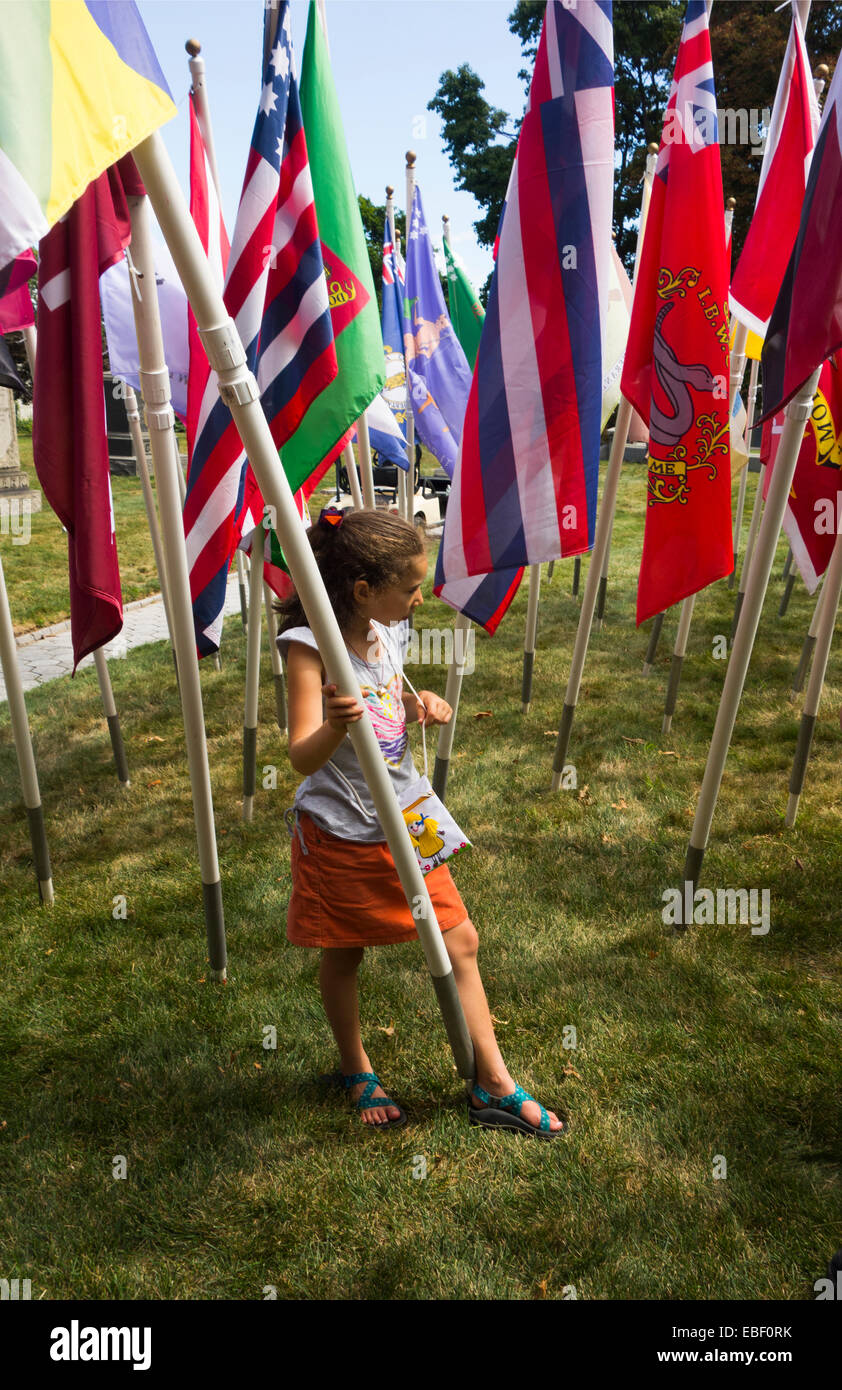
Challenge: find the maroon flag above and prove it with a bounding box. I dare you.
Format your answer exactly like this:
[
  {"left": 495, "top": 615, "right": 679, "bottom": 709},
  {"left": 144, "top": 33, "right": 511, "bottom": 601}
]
[
  {"left": 33, "top": 158, "right": 143, "bottom": 671},
  {"left": 761, "top": 50, "right": 842, "bottom": 421}
]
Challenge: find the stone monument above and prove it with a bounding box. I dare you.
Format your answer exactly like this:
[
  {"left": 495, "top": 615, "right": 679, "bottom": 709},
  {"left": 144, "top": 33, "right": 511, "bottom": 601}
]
[{"left": 0, "top": 385, "right": 41, "bottom": 518}]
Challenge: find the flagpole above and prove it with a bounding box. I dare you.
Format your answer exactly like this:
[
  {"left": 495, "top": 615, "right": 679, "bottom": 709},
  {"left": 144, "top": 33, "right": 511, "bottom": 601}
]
[
  {"left": 263, "top": 577, "right": 287, "bottom": 732},
  {"left": 595, "top": 143, "right": 657, "bottom": 633},
  {"left": 662, "top": 592, "right": 695, "bottom": 735},
  {"left": 791, "top": 571, "right": 826, "bottom": 697},
  {"left": 29, "top": 322, "right": 131, "bottom": 786},
  {"left": 356, "top": 410, "right": 376, "bottom": 511},
  {"left": 521, "top": 565, "right": 541, "bottom": 714},
  {"left": 550, "top": 397, "right": 632, "bottom": 790},
  {"left": 242, "top": 516, "right": 264, "bottom": 821},
  {"left": 0, "top": 550, "right": 54, "bottom": 903},
  {"left": 778, "top": 555, "right": 797, "bottom": 616},
  {"left": 785, "top": 526, "right": 842, "bottom": 826},
  {"left": 729, "top": 357, "right": 758, "bottom": 588},
  {"left": 386, "top": 183, "right": 408, "bottom": 522},
  {"left": 343, "top": 441, "right": 364, "bottom": 509},
  {"left": 683, "top": 367, "right": 821, "bottom": 889},
  {"left": 549, "top": 141, "right": 656, "bottom": 784},
  {"left": 403, "top": 152, "right": 418, "bottom": 526},
  {"left": 730, "top": 452, "right": 766, "bottom": 640},
  {"left": 185, "top": 38, "right": 246, "bottom": 642},
  {"left": 124, "top": 384, "right": 179, "bottom": 681},
  {"left": 642, "top": 612, "right": 665, "bottom": 675},
  {"left": 126, "top": 189, "right": 228, "bottom": 981},
  {"left": 132, "top": 130, "right": 476, "bottom": 1085}
]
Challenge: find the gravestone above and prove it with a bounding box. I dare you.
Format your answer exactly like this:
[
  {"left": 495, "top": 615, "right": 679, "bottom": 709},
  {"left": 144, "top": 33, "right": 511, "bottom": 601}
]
[{"left": 0, "top": 386, "right": 41, "bottom": 514}]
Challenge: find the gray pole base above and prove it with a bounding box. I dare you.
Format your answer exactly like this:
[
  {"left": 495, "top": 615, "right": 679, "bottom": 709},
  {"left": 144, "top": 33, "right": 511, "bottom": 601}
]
[
  {"left": 25, "top": 803, "right": 54, "bottom": 904},
  {"left": 595, "top": 575, "right": 607, "bottom": 627},
  {"left": 782, "top": 548, "right": 793, "bottom": 581},
  {"left": 572, "top": 556, "right": 581, "bottom": 597},
  {"left": 643, "top": 612, "right": 665, "bottom": 673},
  {"left": 430, "top": 969, "right": 476, "bottom": 1086},
  {"left": 239, "top": 581, "right": 248, "bottom": 631},
  {"left": 551, "top": 701, "right": 576, "bottom": 788},
  {"left": 106, "top": 713, "right": 130, "bottom": 785},
  {"left": 727, "top": 564, "right": 737, "bottom": 590},
  {"left": 730, "top": 590, "right": 745, "bottom": 644},
  {"left": 662, "top": 713, "right": 672, "bottom": 735},
  {"left": 547, "top": 560, "right": 555, "bottom": 582},
  {"left": 784, "top": 791, "right": 800, "bottom": 828},
  {"left": 202, "top": 878, "right": 227, "bottom": 977},
  {"left": 521, "top": 649, "right": 535, "bottom": 712},
  {"left": 243, "top": 724, "right": 257, "bottom": 822},
  {"left": 274, "top": 673, "right": 287, "bottom": 733},
  {"left": 778, "top": 573, "right": 796, "bottom": 618},
  {"left": 792, "top": 633, "right": 816, "bottom": 697},
  {"left": 432, "top": 754, "right": 450, "bottom": 802},
  {"left": 682, "top": 843, "right": 705, "bottom": 895},
  {"left": 664, "top": 652, "right": 684, "bottom": 722},
  {"left": 789, "top": 711, "right": 816, "bottom": 799}
]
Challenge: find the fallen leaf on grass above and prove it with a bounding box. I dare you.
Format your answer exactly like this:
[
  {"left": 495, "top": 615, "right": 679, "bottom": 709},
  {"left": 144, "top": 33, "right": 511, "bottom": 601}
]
[
  {"left": 536, "top": 1278, "right": 548, "bottom": 1298},
  {"left": 611, "top": 800, "right": 628, "bottom": 810},
  {"left": 474, "top": 711, "right": 493, "bottom": 719},
  {"left": 658, "top": 750, "right": 679, "bottom": 758},
  {"left": 145, "top": 735, "right": 164, "bottom": 744},
  {"left": 254, "top": 1062, "right": 262, "bottom": 1070},
  {"left": 377, "top": 1021, "right": 396, "bottom": 1037},
  {"left": 562, "top": 1063, "right": 582, "bottom": 1079},
  {"left": 621, "top": 736, "right": 644, "bottom": 745},
  {"left": 578, "top": 785, "right": 590, "bottom": 802},
  {"left": 489, "top": 1014, "right": 509, "bottom": 1027},
  {"left": 795, "top": 857, "right": 805, "bottom": 871},
  {"left": 146, "top": 780, "right": 162, "bottom": 788}
]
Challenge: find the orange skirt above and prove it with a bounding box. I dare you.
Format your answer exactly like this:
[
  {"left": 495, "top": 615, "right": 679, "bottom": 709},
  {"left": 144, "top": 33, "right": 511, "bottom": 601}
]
[{"left": 286, "top": 810, "right": 469, "bottom": 948}]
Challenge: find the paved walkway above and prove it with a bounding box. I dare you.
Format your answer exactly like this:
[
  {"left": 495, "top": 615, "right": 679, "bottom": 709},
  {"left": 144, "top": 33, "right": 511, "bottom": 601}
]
[{"left": 1, "top": 575, "right": 243, "bottom": 703}]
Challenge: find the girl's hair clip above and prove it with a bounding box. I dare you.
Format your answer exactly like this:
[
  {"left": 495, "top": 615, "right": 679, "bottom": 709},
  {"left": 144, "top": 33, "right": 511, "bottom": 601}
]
[{"left": 318, "top": 505, "right": 344, "bottom": 529}]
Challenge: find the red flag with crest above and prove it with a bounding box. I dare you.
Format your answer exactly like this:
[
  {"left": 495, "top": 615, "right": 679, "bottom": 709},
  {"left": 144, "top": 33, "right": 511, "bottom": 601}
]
[{"left": 621, "top": 0, "right": 732, "bottom": 625}]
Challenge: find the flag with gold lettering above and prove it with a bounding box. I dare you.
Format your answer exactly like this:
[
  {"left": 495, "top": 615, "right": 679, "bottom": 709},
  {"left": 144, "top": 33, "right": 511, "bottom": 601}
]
[{"left": 621, "top": 0, "right": 732, "bottom": 625}]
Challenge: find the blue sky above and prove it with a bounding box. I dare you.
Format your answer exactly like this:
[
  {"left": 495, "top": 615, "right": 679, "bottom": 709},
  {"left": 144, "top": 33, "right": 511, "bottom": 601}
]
[{"left": 140, "top": 0, "right": 529, "bottom": 289}]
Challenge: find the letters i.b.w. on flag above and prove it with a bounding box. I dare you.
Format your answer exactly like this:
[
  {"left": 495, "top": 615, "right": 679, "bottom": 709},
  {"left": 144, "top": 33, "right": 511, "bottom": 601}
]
[
  {"left": 436, "top": 0, "right": 615, "bottom": 596},
  {"left": 621, "top": 0, "right": 732, "bottom": 626},
  {"left": 182, "top": 1, "right": 337, "bottom": 657}
]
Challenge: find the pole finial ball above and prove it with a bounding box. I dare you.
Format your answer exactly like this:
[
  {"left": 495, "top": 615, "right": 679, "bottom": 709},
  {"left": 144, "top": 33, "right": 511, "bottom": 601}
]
[
  {"left": 185, "top": 39, "right": 202, "bottom": 56},
  {"left": 726, "top": 197, "right": 736, "bottom": 210},
  {"left": 816, "top": 64, "right": 829, "bottom": 78},
  {"left": 406, "top": 151, "right": 417, "bottom": 168},
  {"left": 386, "top": 185, "right": 394, "bottom": 198},
  {"left": 647, "top": 142, "right": 659, "bottom": 154}
]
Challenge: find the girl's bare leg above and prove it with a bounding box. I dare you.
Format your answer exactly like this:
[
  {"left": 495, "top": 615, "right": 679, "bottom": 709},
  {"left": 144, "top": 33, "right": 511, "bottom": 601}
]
[
  {"left": 444, "top": 919, "right": 564, "bottom": 1131},
  {"left": 318, "top": 947, "right": 401, "bottom": 1125}
]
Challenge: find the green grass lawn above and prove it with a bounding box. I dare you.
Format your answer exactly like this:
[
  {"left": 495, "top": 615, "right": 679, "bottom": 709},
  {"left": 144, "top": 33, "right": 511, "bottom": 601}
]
[{"left": 1, "top": 460, "right": 840, "bottom": 1300}]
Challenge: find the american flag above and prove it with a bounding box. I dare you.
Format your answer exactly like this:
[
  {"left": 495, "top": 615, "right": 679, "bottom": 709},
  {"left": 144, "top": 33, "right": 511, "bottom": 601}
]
[
  {"left": 436, "top": 0, "right": 614, "bottom": 593},
  {"left": 185, "top": 90, "right": 230, "bottom": 469},
  {"left": 183, "top": 1, "right": 337, "bottom": 656}
]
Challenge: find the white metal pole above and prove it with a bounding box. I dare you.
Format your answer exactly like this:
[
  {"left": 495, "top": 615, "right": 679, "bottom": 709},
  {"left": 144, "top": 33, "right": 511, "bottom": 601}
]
[
  {"left": 132, "top": 130, "right": 475, "bottom": 1083},
  {"left": 791, "top": 571, "right": 826, "bottom": 698},
  {"left": 785, "top": 526, "right": 842, "bottom": 825},
  {"left": 432, "top": 611, "right": 472, "bottom": 801},
  {"left": 521, "top": 565, "right": 541, "bottom": 715},
  {"left": 124, "top": 384, "right": 178, "bottom": 667},
  {"left": 684, "top": 367, "right": 821, "bottom": 888},
  {"left": 343, "top": 441, "right": 364, "bottom": 509},
  {"left": 242, "top": 519, "right": 264, "bottom": 822},
  {"left": 0, "top": 550, "right": 54, "bottom": 903},
  {"left": 126, "top": 189, "right": 227, "bottom": 980},
  {"left": 662, "top": 592, "right": 696, "bottom": 735},
  {"left": 357, "top": 410, "right": 376, "bottom": 511},
  {"left": 387, "top": 183, "right": 409, "bottom": 522},
  {"left": 729, "top": 357, "right": 758, "bottom": 588},
  {"left": 263, "top": 577, "right": 287, "bottom": 732}
]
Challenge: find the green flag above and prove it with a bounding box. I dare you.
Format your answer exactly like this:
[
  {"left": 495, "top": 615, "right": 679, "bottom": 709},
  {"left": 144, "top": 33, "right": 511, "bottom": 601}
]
[
  {"left": 280, "top": 1, "right": 385, "bottom": 492},
  {"left": 443, "top": 238, "right": 485, "bottom": 369}
]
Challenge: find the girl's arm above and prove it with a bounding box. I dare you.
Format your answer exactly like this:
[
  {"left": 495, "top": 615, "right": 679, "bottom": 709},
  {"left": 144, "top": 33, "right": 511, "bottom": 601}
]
[{"left": 286, "top": 641, "right": 364, "bottom": 776}]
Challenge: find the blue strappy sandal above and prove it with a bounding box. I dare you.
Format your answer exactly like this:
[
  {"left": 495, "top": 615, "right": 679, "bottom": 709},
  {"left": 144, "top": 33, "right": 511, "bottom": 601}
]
[
  {"left": 342, "top": 1071, "right": 407, "bottom": 1129},
  {"left": 468, "top": 1082, "right": 565, "bottom": 1139}
]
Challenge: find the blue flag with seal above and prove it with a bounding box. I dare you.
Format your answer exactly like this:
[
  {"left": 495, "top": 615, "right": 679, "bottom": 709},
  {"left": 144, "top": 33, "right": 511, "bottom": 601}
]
[
  {"left": 376, "top": 219, "right": 409, "bottom": 469},
  {"left": 403, "top": 185, "right": 473, "bottom": 477}
]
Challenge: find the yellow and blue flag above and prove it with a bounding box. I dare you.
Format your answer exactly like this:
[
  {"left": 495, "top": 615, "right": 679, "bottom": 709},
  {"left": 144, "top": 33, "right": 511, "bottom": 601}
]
[{"left": 0, "top": 0, "right": 175, "bottom": 269}]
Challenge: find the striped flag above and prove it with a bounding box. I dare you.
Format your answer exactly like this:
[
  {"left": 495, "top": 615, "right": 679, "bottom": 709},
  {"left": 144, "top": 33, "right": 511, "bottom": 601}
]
[
  {"left": 186, "top": 89, "right": 230, "bottom": 465},
  {"left": 730, "top": 7, "right": 819, "bottom": 338},
  {"left": 436, "top": 0, "right": 615, "bottom": 594},
  {"left": 183, "top": 1, "right": 337, "bottom": 656}
]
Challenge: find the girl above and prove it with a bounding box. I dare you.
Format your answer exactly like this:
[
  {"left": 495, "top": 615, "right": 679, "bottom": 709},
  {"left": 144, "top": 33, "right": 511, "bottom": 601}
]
[{"left": 277, "top": 507, "right": 565, "bottom": 1139}]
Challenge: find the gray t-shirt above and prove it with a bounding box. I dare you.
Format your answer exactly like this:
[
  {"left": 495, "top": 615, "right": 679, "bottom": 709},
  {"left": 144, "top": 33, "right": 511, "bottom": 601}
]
[{"left": 277, "top": 620, "right": 420, "bottom": 843}]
